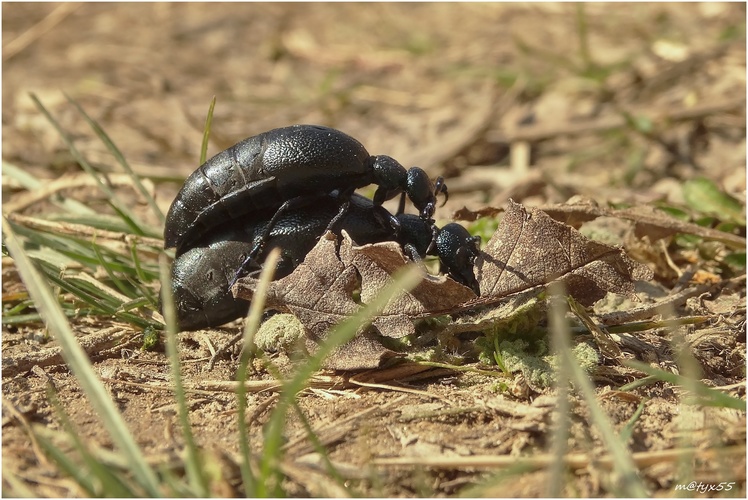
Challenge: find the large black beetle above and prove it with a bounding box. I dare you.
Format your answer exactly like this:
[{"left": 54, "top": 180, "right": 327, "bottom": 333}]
[
  {"left": 164, "top": 124, "right": 447, "bottom": 252},
  {"left": 170, "top": 194, "right": 479, "bottom": 331}
]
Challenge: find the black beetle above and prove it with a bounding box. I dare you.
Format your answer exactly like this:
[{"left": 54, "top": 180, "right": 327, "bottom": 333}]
[
  {"left": 170, "top": 194, "right": 479, "bottom": 331},
  {"left": 164, "top": 124, "right": 447, "bottom": 252},
  {"left": 432, "top": 222, "right": 482, "bottom": 293}
]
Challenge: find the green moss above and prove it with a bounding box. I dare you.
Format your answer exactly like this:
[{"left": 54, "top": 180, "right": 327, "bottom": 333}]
[
  {"left": 486, "top": 337, "right": 600, "bottom": 389},
  {"left": 254, "top": 313, "right": 306, "bottom": 354}
]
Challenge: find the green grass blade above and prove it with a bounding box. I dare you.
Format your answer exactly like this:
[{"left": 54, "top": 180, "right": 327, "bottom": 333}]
[
  {"left": 236, "top": 248, "right": 281, "bottom": 494},
  {"left": 623, "top": 360, "right": 746, "bottom": 410},
  {"left": 46, "top": 387, "right": 138, "bottom": 497},
  {"left": 3, "top": 161, "right": 95, "bottom": 215},
  {"left": 290, "top": 400, "right": 353, "bottom": 495},
  {"left": 258, "top": 265, "right": 423, "bottom": 495},
  {"left": 200, "top": 96, "right": 217, "bottom": 165},
  {"left": 566, "top": 357, "right": 649, "bottom": 496},
  {"left": 619, "top": 399, "right": 647, "bottom": 445},
  {"left": 1, "top": 468, "right": 40, "bottom": 498},
  {"left": 3, "top": 218, "right": 162, "bottom": 496},
  {"left": 91, "top": 238, "right": 131, "bottom": 297},
  {"left": 546, "top": 284, "right": 572, "bottom": 497},
  {"left": 33, "top": 431, "right": 99, "bottom": 496},
  {"left": 683, "top": 177, "right": 746, "bottom": 225},
  {"left": 65, "top": 93, "right": 165, "bottom": 223},
  {"left": 28, "top": 93, "right": 148, "bottom": 236},
  {"left": 158, "top": 254, "right": 210, "bottom": 496},
  {"left": 555, "top": 295, "right": 649, "bottom": 497}
]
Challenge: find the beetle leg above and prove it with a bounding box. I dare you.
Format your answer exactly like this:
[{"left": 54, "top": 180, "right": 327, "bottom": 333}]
[
  {"left": 397, "top": 192, "right": 407, "bottom": 215},
  {"left": 325, "top": 187, "right": 356, "bottom": 234},
  {"left": 403, "top": 243, "right": 423, "bottom": 263},
  {"left": 425, "top": 221, "right": 439, "bottom": 255},
  {"left": 434, "top": 176, "right": 448, "bottom": 207},
  {"left": 229, "top": 193, "right": 325, "bottom": 287}
]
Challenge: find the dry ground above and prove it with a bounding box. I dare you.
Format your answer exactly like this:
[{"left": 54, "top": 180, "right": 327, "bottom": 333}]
[{"left": 2, "top": 3, "right": 746, "bottom": 497}]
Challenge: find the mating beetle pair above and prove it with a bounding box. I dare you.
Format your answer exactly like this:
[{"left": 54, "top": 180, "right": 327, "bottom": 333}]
[
  {"left": 171, "top": 194, "right": 480, "bottom": 330},
  {"left": 165, "top": 125, "right": 480, "bottom": 330},
  {"left": 165, "top": 124, "right": 447, "bottom": 253}
]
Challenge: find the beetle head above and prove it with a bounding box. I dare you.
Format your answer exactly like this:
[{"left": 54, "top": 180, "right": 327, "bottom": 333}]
[
  {"left": 405, "top": 168, "right": 449, "bottom": 219},
  {"left": 436, "top": 222, "right": 481, "bottom": 294},
  {"left": 170, "top": 246, "right": 250, "bottom": 331}
]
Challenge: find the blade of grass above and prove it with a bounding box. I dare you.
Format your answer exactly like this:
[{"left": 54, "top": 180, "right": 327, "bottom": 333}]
[
  {"left": 623, "top": 360, "right": 746, "bottom": 410},
  {"left": 547, "top": 283, "right": 572, "bottom": 497},
  {"left": 64, "top": 94, "right": 165, "bottom": 224},
  {"left": 619, "top": 399, "right": 647, "bottom": 445},
  {"left": 32, "top": 431, "right": 99, "bottom": 496},
  {"left": 10, "top": 218, "right": 160, "bottom": 297},
  {"left": 618, "top": 374, "right": 660, "bottom": 392},
  {"left": 290, "top": 400, "right": 353, "bottom": 495},
  {"left": 1, "top": 468, "right": 41, "bottom": 498},
  {"left": 558, "top": 295, "right": 648, "bottom": 497},
  {"left": 2, "top": 161, "right": 95, "bottom": 215},
  {"left": 91, "top": 237, "right": 131, "bottom": 298},
  {"left": 3, "top": 218, "right": 162, "bottom": 496},
  {"left": 258, "top": 265, "right": 424, "bottom": 495},
  {"left": 234, "top": 248, "right": 281, "bottom": 495},
  {"left": 200, "top": 96, "right": 217, "bottom": 165},
  {"left": 45, "top": 386, "right": 138, "bottom": 497},
  {"left": 129, "top": 239, "right": 159, "bottom": 289},
  {"left": 28, "top": 93, "right": 148, "bottom": 236},
  {"left": 575, "top": 3, "right": 592, "bottom": 69},
  {"left": 42, "top": 273, "right": 119, "bottom": 314},
  {"left": 48, "top": 212, "right": 162, "bottom": 239},
  {"left": 158, "top": 254, "right": 209, "bottom": 496}
]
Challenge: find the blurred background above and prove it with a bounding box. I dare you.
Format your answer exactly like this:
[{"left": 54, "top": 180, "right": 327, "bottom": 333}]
[
  {"left": 2, "top": 5, "right": 746, "bottom": 497},
  {"left": 3, "top": 2, "right": 745, "bottom": 223}
]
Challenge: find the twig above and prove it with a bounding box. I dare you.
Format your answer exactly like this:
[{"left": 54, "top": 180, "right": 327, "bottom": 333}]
[
  {"left": 489, "top": 97, "right": 745, "bottom": 143},
  {"left": 2, "top": 327, "right": 136, "bottom": 378},
  {"left": 4, "top": 212, "right": 163, "bottom": 251},
  {"left": 3, "top": 173, "right": 155, "bottom": 214},
  {"left": 371, "top": 445, "right": 746, "bottom": 470},
  {"left": 3, "top": 3, "right": 81, "bottom": 62}
]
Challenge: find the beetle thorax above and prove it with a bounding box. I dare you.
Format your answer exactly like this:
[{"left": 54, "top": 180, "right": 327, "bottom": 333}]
[{"left": 370, "top": 155, "right": 407, "bottom": 191}]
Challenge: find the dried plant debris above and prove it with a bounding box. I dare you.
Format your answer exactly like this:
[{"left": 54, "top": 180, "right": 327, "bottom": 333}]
[
  {"left": 473, "top": 200, "right": 652, "bottom": 305},
  {"left": 456, "top": 198, "right": 746, "bottom": 249},
  {"left": 235, "top": 201, "right": 653, "bottom": 369}
]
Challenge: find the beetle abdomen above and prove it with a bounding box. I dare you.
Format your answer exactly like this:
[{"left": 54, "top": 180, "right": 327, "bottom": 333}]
[{"left": 164, "top": 125, "right": 374, "bottom": 250}]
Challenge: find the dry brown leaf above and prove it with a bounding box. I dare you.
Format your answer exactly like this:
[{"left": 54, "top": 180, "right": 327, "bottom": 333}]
[
  {"left": 473, "top": 200, "right": 653, "bottom": 306},
  {"left": 234, "top": 232, "right": 475, "bottom": 369},
  {"left": 339, "top": 234, "right": 476, "bottom": 338},
  {"left": 235, "top": 200, "right": 654, "bottom": 369},
  {"left": 235, "top": 232, "right": 360, "bottom": 342},
  {"left": 456, "top": 199, "right": 746, "bottom": 249}
]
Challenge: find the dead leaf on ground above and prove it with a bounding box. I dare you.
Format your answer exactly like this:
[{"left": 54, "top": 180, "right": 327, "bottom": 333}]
[
  {"left": 235, "top": 200, "right": 654, "bottom": 369},
  {"left": 234, "top": 232, "right": 475, "bottom": 369},
  {"left": 456, "top": 198, "right": 746, "bottom": 249},
  {"left": 473, "top": 200, "right": 653, "bottom": 306}
]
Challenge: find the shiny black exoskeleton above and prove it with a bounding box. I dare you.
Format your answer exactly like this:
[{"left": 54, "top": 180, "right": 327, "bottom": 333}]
[
  {"left": 432, "top": 222, "right": 481, "bottom": 293},
  {"left": 171, "top": 195, "right": 479, "bottom": 331},
  {"left": 164, "top": 124, "right": 447, "bottom": 252}
]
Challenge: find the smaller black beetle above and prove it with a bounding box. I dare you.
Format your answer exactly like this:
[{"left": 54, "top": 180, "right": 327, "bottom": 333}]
[
  {"left": 169, "top": 195, "right": 479, "bottom": 331},
  {"left": 164, "top": 125, "right": 448, "bottom": 252}
]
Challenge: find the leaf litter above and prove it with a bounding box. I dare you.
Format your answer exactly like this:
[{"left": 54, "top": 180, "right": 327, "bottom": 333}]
[{"left": 235, "top": 200, "right": 653, "bottom": 369}]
